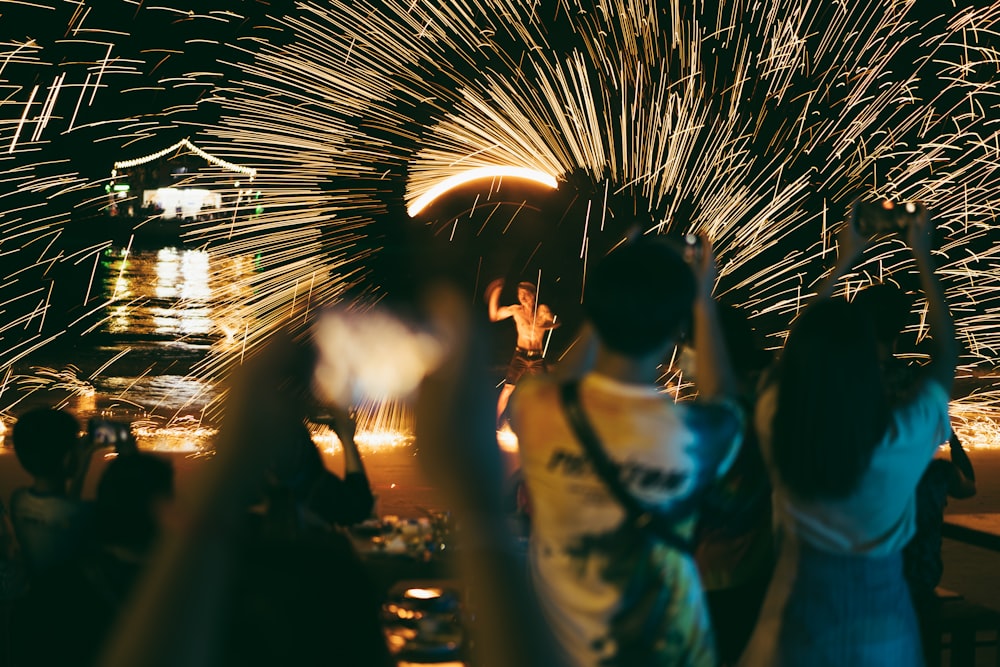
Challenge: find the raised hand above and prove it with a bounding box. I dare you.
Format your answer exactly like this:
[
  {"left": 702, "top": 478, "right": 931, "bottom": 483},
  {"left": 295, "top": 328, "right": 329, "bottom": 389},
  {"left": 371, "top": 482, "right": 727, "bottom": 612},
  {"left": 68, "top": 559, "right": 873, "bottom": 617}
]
[
  {"left": 841, "top": 202, "right": 869, "bottom": 258},
  {"left": 906, "top": 203, "right": 933, "bottom": 259},
  {"left": 484, "top": 277, "right": 505, "bottom": 302},
  {"left": 693, "top": 233, "right": 718, "bottom": 299}
]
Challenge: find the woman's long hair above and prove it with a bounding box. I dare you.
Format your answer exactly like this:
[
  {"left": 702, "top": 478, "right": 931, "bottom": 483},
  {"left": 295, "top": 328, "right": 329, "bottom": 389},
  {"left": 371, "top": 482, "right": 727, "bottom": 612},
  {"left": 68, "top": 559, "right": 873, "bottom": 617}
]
[{"left": 771, "top": 298, "right": 890, "bottom": 500}]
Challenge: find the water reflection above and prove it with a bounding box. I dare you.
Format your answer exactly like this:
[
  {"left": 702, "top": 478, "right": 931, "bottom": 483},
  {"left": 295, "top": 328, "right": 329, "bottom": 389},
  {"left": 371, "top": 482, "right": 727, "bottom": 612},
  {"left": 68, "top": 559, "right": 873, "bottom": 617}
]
[
  {"left": 4, "top": 245, "right": 424, "bottom": 453},
  {"left": 102, "top": 247, "right": 252, "bottom": 340},
  {"left": 0, "top": 246, "right": 251, "bottom": 451}
]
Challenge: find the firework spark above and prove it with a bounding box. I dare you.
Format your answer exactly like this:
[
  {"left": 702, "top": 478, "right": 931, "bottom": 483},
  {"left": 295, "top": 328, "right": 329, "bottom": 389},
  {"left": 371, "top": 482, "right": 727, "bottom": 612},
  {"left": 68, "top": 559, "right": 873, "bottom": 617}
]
[{"left": 2, "top": 2, "right": 1000, "bottom": 448}]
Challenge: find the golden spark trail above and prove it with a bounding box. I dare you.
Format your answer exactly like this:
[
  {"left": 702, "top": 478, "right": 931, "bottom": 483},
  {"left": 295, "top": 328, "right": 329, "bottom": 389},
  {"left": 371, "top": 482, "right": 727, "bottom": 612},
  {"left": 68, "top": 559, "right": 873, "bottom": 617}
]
[{"left": 2, "top": 1, "right": 1000, "bottom": 449}]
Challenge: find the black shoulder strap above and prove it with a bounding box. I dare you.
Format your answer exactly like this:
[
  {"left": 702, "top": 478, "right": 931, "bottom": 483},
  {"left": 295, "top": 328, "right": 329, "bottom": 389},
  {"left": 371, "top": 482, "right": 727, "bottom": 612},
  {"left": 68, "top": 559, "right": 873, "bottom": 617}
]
[{"left": 559, "top": 381, "right": 693, "bottom": 553}]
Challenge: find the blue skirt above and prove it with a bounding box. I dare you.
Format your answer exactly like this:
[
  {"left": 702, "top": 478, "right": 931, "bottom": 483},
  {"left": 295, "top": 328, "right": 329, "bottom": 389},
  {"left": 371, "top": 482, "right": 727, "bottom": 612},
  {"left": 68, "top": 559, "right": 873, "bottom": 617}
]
[{"left": 778, "top": 545, "right": 923, "bottom": 666}]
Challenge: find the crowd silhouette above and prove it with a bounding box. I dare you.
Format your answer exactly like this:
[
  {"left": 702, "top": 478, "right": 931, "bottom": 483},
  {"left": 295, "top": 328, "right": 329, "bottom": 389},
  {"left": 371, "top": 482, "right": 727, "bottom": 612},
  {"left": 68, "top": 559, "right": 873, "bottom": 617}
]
[{"left": 0, "top": 202, "right": 975, "bottom": 666}]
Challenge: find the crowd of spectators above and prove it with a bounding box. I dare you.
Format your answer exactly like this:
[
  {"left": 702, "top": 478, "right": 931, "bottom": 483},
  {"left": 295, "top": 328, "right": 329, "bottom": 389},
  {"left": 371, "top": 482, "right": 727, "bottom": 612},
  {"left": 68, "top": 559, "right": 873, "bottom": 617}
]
[{"left": 0, "top": 201, "right": 969, "bottom": 666}]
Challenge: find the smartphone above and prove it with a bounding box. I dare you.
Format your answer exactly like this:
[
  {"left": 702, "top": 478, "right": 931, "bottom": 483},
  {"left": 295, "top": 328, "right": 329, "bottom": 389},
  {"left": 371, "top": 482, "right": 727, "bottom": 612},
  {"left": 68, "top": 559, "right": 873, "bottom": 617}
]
[
  {"left": 855, "top": 200, "right": 922, "bottom": 235},
  {"left": 683, "top": 233, "right": 703, "bottom": 265},
  {"left": 88, "top": 418, "right": 137, "bottom": 455},
  {"left": 312, "top": 307, "right": 446, "bottom": 406}
]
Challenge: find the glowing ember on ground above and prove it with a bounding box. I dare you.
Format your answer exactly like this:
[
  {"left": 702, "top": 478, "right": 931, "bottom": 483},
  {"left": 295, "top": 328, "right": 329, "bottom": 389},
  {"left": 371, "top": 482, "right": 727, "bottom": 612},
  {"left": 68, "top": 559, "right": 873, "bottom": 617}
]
[
  {"left": 311, "top": 428, "right": 413, "bottom": 453},
  {"left": 951, "top": 397, "right": 1000, "bottom": 450},
  {"left": 952, "top": 419, "right": 1000, "bottom": 451},
  {"left": 132, "top": 420, "right": 217, "bottom": 454}
]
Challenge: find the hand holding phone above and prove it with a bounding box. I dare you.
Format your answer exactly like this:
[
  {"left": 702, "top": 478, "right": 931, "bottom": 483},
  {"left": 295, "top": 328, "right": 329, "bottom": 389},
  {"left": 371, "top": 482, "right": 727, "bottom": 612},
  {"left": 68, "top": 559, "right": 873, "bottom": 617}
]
[
  {"left": 307, "top": 405, "right": 357, "bottom": 441},
  {"left": 88, "top": 418, "right": 137, "bottom": 455},
  {"left": 854, "top": 200, "right": 924, "bottom": 236},
  {"left": 683, "top": 233, "right": 703, "bottom": 266}
]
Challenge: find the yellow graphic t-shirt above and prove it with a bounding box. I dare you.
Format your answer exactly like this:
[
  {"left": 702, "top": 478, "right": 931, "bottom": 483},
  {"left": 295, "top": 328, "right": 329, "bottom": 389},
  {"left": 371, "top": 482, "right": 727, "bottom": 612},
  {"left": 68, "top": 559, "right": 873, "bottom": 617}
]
[{"left": 512, "top": 373, "right": 743, "bottom": 666}]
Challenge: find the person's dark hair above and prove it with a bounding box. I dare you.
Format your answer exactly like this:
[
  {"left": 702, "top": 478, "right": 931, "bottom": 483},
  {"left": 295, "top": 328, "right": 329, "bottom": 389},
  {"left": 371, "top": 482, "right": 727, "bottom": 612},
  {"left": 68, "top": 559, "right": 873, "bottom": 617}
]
[
  {"left": 95, "top": 453, "right": 174, "bottom": 551},
  {"left": 718, "top": 304, "right": 772, "bottom": 383},
  {"left": 11, "top": 408, "right": 80, "bottom": 478},
  {"left": 852, "top": 283, "right": 913, "bottom": 346},
  {"left": 771, "top": 298, "right": 889, "bottom": 500},
  {"left": 584, "top": 237, "right": 696, "bottom": 357}
]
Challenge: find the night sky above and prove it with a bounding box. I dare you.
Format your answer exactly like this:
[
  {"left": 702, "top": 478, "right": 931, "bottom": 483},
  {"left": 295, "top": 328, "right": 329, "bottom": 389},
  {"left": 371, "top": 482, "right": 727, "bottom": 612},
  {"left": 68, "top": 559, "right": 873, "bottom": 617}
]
[{"left": 2, "top": 1, "right": 1000, "bottom": 384}]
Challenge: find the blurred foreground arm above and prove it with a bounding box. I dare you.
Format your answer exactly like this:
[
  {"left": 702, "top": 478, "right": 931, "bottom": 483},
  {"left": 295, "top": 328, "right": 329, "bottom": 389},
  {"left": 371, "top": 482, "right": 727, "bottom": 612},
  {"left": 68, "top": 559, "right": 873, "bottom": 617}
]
[
  {"left": 692, "top": 236, "right": 737, "bottom": 400},
  {"left": 813, "top": 205, "right": 868, "bottom": 303},
  {"left": 947, "top": 433, "right": 976, "bottom": 499},
  {"left": 486, "top": 278, "right": 512, "bottom": 322},
  {"left": 304, "top": 407, "right": 374, "bottom": 525},
  {"left": 417, "top": 282, "right": 562, "bottom": 667},
  {"left": 908, "top": 207, "right": 957, "bottom": 394},
  {"left": 100, "top": 334, "right": 311, "bottom": 667}
]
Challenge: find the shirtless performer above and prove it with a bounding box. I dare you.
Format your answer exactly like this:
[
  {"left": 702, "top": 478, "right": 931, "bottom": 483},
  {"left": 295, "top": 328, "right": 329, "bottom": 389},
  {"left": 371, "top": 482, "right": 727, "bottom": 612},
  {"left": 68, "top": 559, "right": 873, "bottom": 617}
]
[{"left": 486, "top": 279, "right": 559, "bottom": 426}]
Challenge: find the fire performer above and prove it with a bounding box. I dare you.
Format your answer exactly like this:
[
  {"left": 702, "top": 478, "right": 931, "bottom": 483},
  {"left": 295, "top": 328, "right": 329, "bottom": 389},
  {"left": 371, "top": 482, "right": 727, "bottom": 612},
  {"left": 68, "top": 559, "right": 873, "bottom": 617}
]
[{"left": 486, "top": 279, "right": 559, "bottom": 427}]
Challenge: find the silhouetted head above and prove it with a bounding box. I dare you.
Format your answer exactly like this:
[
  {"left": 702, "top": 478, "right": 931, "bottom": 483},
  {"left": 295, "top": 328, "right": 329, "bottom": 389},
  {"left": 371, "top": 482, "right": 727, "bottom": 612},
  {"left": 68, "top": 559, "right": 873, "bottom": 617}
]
[
  {"left": 12, "top": 408, "right": 80, "bottom": 480},
  {"left": 95, "top": 452, "right": 174, "bottom": 552},
  {"left": 771, "top": 298, "right": 889, "bottom": 500},
  {"left": 853, "top": 283, "right": 913, "bottom": 356},
  {"left": 717, "top": 303, "right": 772, "bottom": 390},
  {"left": 584, "top": 237, "right": 695, "bottom": 358}
]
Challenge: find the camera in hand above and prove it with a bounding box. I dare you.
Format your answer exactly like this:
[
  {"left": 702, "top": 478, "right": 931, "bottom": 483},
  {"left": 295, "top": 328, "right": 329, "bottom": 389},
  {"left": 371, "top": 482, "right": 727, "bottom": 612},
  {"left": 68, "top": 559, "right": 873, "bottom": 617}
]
[
  {"left": 682, "top": 232, "right": 703, "bottom": 265},
  {"left": 855, "top": 200, "right": 922, "bottom": 236},
  {"left": 659, "top": 229, "right": 702, "bottom": 265},
  {"left": 88, "top": 418, "right": 137, "bottom": 455}
]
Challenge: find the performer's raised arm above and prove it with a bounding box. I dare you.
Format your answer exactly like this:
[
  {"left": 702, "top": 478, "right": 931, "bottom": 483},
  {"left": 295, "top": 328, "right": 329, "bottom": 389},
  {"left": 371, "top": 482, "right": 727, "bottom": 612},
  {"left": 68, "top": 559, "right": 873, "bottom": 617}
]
[{"left": 486, "top": 278, "right": 514, "bottom": 322}]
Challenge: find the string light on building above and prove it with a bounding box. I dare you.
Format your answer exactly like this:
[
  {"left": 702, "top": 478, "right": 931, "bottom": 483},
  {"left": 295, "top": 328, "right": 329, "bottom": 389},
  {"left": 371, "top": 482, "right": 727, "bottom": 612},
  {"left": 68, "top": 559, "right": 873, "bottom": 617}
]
[{"left": 112, "top": 138, "right": 256, "bottom": 179}]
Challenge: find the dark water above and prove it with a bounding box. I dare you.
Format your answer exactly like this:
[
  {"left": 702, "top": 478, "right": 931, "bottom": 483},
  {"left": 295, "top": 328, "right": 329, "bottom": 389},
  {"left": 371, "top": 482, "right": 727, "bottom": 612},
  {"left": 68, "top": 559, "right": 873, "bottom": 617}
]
[
  {"left": 0, "top": 245, "right": 254, "bottom": 450},
  {"left": 0, "top": 244, "right": 426, "bottom": 454}
]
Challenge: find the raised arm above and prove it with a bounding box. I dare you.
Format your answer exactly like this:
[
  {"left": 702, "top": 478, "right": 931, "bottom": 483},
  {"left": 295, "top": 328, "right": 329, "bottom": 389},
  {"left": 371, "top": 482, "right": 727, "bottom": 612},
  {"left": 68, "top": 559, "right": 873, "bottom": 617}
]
[
  {"left": 313, "top": 406, "right": 366, "bottom": 476},
  {"left": 486, "top": 278, "right": 514, "bottom": 322},
  {"left": 908, "top": 206, "right": 957, "bottom": 394},
  {"left": 304, "top": 406, "right": 374, "bottom": 524},
  {"left": 947, "top": 432, "right": 976, "bottom": 499},
  {"left": 551, "top": 323, "right": 599, "bottom": 382},
  {"left": 417, "top": 283, "right": 560, "bottom": 666},
  {"left": 692, "top": 236, "right": 737, "bottom": 400},
  {"left": 813, "top": 204, "right": 868, "bottom": 303}
]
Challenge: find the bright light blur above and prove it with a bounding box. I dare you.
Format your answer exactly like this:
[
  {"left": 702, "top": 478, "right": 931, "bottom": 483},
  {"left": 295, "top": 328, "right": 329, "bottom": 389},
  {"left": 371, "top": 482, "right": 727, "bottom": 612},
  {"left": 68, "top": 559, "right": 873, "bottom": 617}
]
[
  {"left": 313, "top": 309, "right": 445, "bottom": 406},
  {"left": 103, "top": 248, "right": 255, "bottom": 340},
  {"left": 143, "top": 188, "right": 221, "bottom": 219},
  {"left": 153, "top": 248, "right": 213, "bottom": 336},
  {"left": 132, "top": 416, "right": 216, "bottom": 453},
  {"left": 953, "top": 420, "right": 1000, "bottom": 450},
  {"left": 404, "top": 587, "right": 443, "bottom": 600},
  {"left": 311, "top": 428, "right": 413, "bottom": 453},
  {"left": 406, "top": 166, "right": 558, "bottom": 217},
  {"left": 496, "top": 424, "right": 519, "bottom": 453}
]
